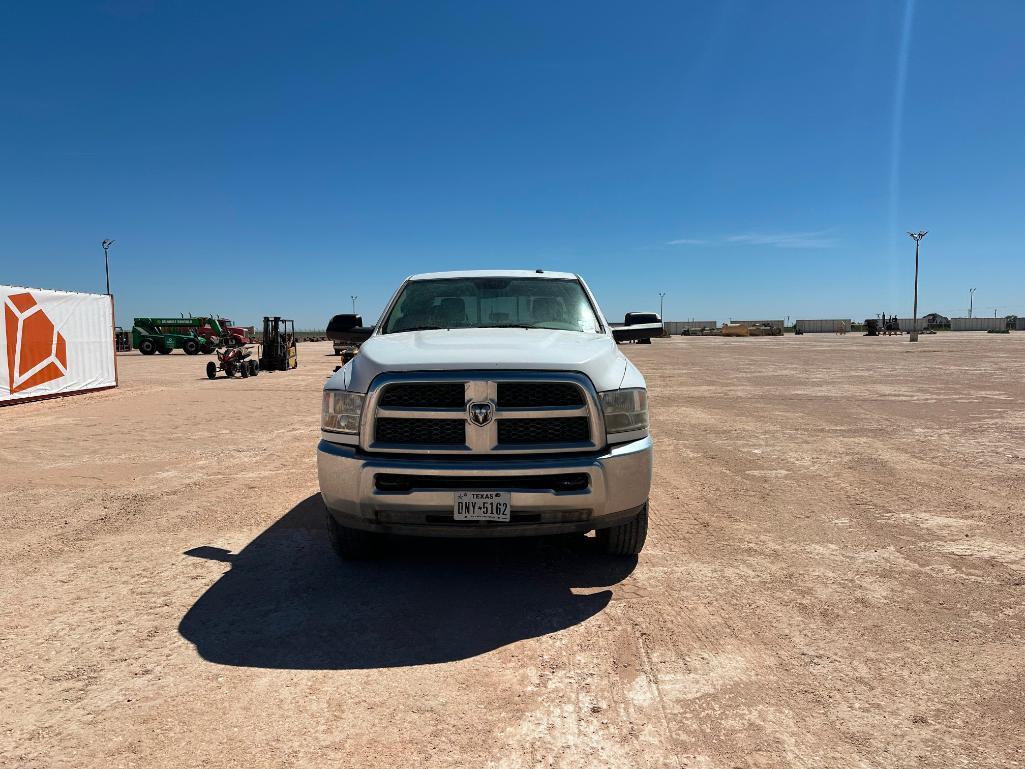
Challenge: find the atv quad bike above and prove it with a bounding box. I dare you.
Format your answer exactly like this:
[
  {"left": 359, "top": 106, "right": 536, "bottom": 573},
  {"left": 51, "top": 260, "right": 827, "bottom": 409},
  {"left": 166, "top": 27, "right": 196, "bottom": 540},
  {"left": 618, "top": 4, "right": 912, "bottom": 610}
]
[{"left": 206, "top": 344, "right": 260, "bottom": 379}]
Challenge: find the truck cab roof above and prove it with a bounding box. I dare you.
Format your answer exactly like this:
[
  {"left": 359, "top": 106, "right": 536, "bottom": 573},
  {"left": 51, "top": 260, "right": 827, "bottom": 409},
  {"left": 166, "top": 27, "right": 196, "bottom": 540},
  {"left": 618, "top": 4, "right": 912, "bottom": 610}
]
[{"left": 407, "top": 269, "right": 578, "bottom": 281}]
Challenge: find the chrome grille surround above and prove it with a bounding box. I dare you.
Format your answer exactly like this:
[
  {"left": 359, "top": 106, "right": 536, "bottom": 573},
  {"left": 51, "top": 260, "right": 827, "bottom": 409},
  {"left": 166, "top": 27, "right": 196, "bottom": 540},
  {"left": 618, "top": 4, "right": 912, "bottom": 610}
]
[{"left": 363, "top": 371, "right": 605, "bottom": 454}]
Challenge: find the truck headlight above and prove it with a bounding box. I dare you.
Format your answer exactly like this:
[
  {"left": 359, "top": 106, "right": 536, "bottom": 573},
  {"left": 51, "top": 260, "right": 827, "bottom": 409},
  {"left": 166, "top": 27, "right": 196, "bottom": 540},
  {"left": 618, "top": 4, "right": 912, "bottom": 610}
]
[
  {"left": 322, "top": 390, "right": 364, "bottom": 434},
  {"left": 600, "top": 388, "right": 648, "bottom": 434}
]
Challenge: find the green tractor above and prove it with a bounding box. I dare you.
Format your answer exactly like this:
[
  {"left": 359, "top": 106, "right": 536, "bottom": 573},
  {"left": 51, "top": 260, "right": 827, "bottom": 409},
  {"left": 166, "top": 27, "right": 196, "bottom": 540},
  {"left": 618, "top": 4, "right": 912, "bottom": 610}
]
[{"left": 132, "top": 317, "right": 226, "bottom": 355}]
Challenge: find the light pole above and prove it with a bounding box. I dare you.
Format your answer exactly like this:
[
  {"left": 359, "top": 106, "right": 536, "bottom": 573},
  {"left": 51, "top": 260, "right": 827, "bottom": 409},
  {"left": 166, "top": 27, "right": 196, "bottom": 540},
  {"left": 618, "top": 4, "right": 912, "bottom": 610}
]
[
  {"left": 101, "top": 239, "right": 115, "bottom": 295},
  {"left": 658, "top": 292, "right": 666, "bottom": 319},
  {"left": 907, "top": 230, "right": 927, "bottom": 342},
  {"left": 969, "top": 288, "right": 976, "bottom": 318},
  {"left": 350, "top": 295, "right": 358, "bottom": 314}
]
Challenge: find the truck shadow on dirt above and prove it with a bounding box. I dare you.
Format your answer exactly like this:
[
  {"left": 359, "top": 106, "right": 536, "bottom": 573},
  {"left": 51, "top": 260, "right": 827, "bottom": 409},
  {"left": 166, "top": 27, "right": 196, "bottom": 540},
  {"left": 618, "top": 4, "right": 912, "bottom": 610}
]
[{"left": 178, "top": 494, "right": 636, "bottom": 669}]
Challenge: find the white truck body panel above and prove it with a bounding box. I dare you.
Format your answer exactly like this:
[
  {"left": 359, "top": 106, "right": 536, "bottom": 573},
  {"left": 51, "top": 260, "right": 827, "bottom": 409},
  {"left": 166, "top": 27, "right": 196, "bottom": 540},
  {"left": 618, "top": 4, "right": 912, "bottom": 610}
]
[{"left": 337, "top": 327, "right": 629, "bottom": 394}]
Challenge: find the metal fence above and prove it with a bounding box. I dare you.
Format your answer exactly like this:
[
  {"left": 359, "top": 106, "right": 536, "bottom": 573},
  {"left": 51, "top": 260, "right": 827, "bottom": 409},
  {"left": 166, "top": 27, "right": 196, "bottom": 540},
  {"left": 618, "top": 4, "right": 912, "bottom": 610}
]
[
  {"left": 1016, "top": 317, "right": 1025, "bottom": 331},
  {"left": 950, "top": 317, "right": 1007, "bottom": 332},
  {"left": 664, "top": 320, "right": 718, "bottom": 334},
  {"left": 795, "top": 319, "right": 852, "bottom": 333},
  {"left": 897, "top": 318, "right": 927, "bottom": 332}
]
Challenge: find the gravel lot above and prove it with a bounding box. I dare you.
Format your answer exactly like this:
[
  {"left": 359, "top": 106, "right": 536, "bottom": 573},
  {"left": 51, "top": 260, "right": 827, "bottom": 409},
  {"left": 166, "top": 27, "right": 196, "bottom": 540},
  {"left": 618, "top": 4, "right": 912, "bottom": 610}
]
[{"left": 2, "top": 336, "right": 1023, "bottom": 768}]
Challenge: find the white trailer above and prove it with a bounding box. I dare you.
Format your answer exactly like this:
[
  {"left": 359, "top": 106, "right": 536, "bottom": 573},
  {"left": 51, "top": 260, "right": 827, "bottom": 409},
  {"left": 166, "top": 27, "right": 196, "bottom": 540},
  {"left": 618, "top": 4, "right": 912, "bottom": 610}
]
[
  {"left": 1, "top": 285, "right": 117, "bottom": 406},
  {"left": 950, "top": 317, "right": 1007, "bottom": 332},
  {"left": 795, "top": 319, "right": 852, "bottom": 333}
]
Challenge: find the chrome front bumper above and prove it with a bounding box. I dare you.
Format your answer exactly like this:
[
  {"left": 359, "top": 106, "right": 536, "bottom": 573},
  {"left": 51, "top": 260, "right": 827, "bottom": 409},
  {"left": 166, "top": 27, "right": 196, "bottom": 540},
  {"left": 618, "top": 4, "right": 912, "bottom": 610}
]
[{"left": 317, "top": 436, "right": 652, "bottom": 537}]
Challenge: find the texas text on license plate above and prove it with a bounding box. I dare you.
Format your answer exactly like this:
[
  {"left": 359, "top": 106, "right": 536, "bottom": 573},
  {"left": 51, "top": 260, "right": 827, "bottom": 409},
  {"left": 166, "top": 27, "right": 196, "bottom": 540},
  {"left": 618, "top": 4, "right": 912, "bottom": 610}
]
[{"left": 454, "top": 491, "right": 511, "bottom": 522}]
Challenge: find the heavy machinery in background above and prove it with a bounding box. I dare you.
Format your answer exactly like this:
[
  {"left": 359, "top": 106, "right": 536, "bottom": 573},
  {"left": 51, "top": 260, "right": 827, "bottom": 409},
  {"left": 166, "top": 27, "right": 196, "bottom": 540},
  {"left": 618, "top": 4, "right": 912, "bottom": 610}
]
[
  {"left": 721, "top": 323, "right": 751, "bottom": 337},
  {"left": 193, "top": 317, "right": 252, "bottom": 348},
  {"left": 259, "top": 317, "right": 298, "bottom": 371},
  {"left": 166, "top": 315, "right": 251, "bottom": 348},
  {"left": 864, "top": 315, "right": 903, "bottom": 336},
  {"left": 721, "top": 322, "right": 783, "bottom": 337},
  {"left": 114, "top": 327, "right": 132, "bottom": 352},
  {"left": 132, "top": 317, "right": 226, "bottom": 355},
  {"left": 327, "top": 314, "right": 364, "bottom": 361}
]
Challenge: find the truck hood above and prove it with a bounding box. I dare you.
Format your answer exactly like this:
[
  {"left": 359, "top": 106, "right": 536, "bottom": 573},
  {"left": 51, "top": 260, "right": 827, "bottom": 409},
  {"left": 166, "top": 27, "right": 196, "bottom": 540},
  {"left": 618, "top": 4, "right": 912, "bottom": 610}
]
[{"left": 333, "top": 328, "right": 628, "bottom": 393}]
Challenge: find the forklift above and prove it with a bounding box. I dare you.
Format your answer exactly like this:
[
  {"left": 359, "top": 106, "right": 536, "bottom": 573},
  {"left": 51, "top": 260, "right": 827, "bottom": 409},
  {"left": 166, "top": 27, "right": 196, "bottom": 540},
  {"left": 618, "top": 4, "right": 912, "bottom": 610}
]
[{"left": 258, "top": 317, "right": 298, "bottom": 371}]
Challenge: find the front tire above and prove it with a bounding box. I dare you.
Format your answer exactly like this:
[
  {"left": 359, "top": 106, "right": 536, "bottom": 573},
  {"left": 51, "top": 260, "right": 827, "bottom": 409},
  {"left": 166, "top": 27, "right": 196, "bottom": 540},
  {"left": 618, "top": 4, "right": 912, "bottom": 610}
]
[
  {"left": 183, "top": 338, "right": 200, "bottom": 355},
  {"left": 206, "top": 361, "right": 217, "bottom": 379},
  {"left": 598, "top": 503, "right": 648, "bottom": 556},
  {"left": 139, "top": 339, "right": 156, "bottom": 355},
  {"left": 327, "top": 514, "right": 383, "bottom": 559}
]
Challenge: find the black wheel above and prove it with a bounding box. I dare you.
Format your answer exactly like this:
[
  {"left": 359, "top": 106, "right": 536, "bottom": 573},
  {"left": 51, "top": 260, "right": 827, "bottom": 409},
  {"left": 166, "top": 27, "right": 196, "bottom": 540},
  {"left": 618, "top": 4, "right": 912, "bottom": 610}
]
[
  {"left": 206, "top": 361, "right": 217, "bottom": 379},
  {"left": 223, "top": 362, "right": 235, "bottom": 378},
  {"left": 183, "top": 338, "right": 200, "bottom": 355},
  {"left": 598, "top": 503, "right": 648, "bottom": 556},
  {"left": 240, "top": 362, "right": 249, "bottom": 378},
  {"left": 327, "top": 513, "right": 383, "bottom": 560},
  {"left": 157, "top": 346, "right": 172, "bottom": 354},
  {"left": 248, "top": 360, "right": 259, "bottom": 376},
  {"left": 139, "top": 339, "right": 156, "bottom": 355}
]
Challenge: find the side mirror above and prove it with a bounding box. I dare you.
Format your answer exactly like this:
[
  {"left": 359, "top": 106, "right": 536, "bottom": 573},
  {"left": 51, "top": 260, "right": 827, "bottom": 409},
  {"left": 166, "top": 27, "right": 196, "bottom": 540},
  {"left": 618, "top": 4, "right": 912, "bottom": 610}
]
[
  {"left": 326, "top": 314, "right": 374, "bottom": 346},
  {"left": 612, "top": 311, "right": 664, "bottom": 344}
]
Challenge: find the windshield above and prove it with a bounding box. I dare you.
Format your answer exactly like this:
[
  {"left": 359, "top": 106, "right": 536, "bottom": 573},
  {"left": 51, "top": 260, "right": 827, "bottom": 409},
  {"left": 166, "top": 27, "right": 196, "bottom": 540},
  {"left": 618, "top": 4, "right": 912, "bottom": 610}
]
[{"left": 381, "top": 277, "right": 602, "bottom": 334}]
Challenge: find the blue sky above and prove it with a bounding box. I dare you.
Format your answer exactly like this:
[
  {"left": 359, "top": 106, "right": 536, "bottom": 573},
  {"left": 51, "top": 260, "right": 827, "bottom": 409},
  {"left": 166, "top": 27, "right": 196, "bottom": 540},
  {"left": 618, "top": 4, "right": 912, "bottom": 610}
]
[{"left": 2, "top": 1, "right": 1024, "bottom": 327}]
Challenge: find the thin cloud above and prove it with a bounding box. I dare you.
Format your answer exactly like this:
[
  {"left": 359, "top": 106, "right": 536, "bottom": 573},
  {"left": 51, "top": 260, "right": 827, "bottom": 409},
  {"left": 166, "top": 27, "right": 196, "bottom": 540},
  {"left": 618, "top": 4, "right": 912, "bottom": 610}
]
[
  {"left": 725, "top": 231, "right": 838, "bottom": 249},
  {"left": 665, "top": 231, "right": 837, "bottom": 249}
]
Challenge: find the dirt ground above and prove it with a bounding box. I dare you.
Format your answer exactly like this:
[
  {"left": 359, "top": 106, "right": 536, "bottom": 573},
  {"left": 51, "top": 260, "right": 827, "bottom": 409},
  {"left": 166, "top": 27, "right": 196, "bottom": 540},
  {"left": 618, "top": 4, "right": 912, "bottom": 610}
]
[{"left": 2, "top": 335, "right": 1023, "bottom": 768}]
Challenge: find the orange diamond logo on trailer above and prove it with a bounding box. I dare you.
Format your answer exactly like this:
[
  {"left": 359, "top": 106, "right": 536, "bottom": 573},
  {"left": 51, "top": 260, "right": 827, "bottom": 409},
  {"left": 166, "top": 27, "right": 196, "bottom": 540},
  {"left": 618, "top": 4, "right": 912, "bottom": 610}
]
[{"left": 5, "top": 292, "right": 68, "bottom": 394}]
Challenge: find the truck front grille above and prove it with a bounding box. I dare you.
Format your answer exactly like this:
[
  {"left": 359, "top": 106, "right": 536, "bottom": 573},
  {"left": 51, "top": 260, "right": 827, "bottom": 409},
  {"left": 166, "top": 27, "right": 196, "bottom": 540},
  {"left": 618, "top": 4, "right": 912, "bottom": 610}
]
[
  {"left": 379, "top": 382, "right": 465, "bottom": 408},
  {"left": 375, "top": 418, "right": 465, "bottom": 445},
  {"left": 367, "top": 373, "right": 601, "bottom": 454},
  {"left": 496, "top": 382, "right": 584, "bottom": 407},
  {"left": 497, "top": 417, "right": 590, "bottom": 444}
]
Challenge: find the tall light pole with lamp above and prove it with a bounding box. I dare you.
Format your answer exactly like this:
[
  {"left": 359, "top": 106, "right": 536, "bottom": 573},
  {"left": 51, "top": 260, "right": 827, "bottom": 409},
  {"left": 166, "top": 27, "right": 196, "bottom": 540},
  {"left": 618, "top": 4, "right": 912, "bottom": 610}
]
[
  {"left": 351, "top": 295, "right": 358, "bottom": 314},
  {"left": 907, "top": 231, "right": 927, "bottom": 342},
  {"left": 101, "top": 239, "right": 115, "bottom": 295},
  {"left": 658, "top": 292, "right": 666, "bottom": 319},
  {"left": 969, "top": 287, "right": 976, "bottom": 318}
]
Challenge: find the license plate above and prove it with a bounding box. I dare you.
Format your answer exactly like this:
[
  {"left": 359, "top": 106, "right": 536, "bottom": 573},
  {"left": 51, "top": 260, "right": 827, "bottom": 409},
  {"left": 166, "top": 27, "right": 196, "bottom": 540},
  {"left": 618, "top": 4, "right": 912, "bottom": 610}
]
[{"left": 454, "top": 491, "right": 511, "bottom": 522}]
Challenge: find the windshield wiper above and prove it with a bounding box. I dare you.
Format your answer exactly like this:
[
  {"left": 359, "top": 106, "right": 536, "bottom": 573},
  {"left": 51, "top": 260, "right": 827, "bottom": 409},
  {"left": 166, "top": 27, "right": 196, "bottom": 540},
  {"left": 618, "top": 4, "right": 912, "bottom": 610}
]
[
  {"left": 484, "top": 324, "right": 536, "bottom": 329},
  {"left": 392, "top": 325, "right": 443, "bottom": 332}
]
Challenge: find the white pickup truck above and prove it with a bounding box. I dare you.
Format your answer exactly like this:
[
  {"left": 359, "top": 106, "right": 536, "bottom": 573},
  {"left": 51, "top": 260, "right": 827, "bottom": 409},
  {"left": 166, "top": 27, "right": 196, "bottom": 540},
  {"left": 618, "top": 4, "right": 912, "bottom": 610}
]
[{"left": 318, "top": 270, "right": 657, "bottom": 558}]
